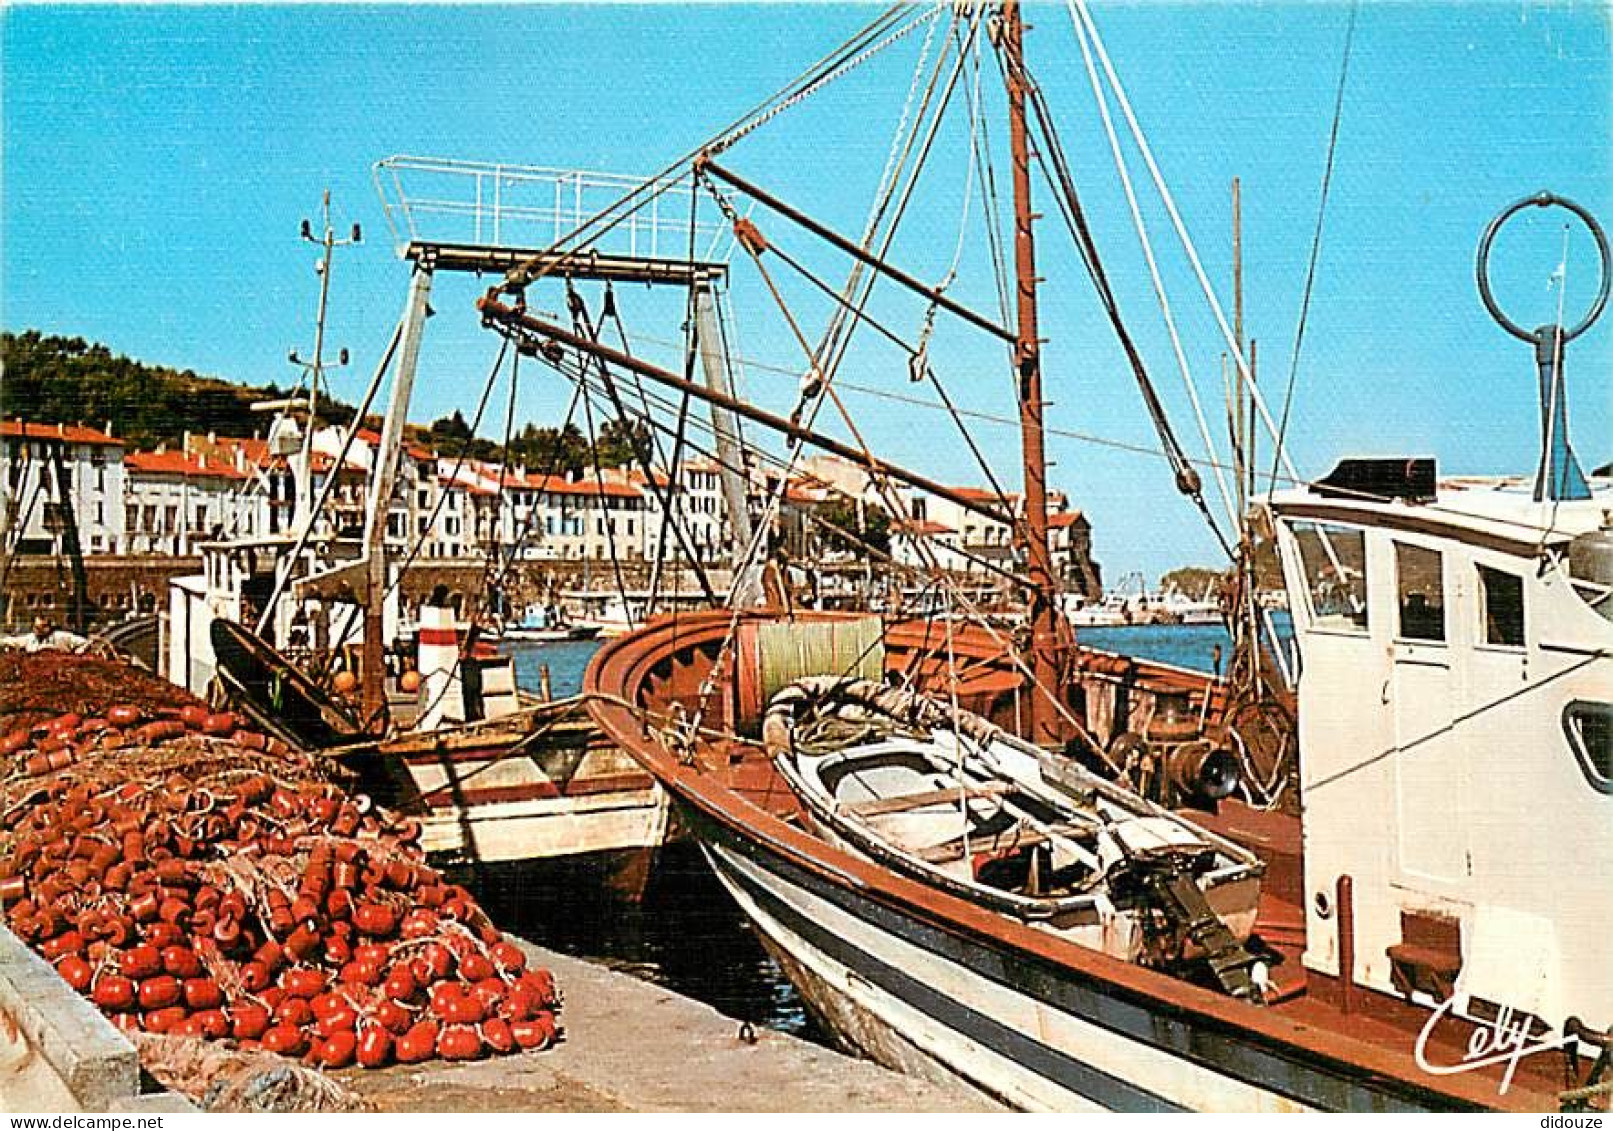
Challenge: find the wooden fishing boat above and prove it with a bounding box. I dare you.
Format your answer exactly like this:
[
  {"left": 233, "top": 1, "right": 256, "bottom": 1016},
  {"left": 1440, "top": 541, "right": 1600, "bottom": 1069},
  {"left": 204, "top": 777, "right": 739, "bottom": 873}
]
[
  {"left": 765, "top": 675, "right": 1264, "bottom": 977},
  {"left": 586, "top": 537, "right": 1610, "bottom": 1110},
  {"left": 371, "top": 696, "right": 669, "bottom": 897},
  {"left": 479, "top": 0, "right": 1610, "bottom": 1108}
]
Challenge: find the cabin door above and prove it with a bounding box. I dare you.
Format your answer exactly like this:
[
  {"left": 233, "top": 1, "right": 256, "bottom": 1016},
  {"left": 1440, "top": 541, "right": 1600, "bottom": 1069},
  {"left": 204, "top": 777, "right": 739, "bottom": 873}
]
[{"left": 1389, "top": 542, "right": 1467, "bottom": 885}]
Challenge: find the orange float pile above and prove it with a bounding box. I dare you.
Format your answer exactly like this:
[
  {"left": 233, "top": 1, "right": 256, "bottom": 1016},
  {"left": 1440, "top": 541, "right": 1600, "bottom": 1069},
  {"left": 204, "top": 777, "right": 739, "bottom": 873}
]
[{"left": 1, "top": 662, "right": 561, "bottom": 1073}]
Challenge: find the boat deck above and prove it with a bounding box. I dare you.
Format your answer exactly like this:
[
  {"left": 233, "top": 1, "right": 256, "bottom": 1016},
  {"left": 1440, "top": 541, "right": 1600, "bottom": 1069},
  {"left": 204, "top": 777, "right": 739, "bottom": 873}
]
[{"left": 681, "top": 738, "right": 1583, "bottom": 1110}]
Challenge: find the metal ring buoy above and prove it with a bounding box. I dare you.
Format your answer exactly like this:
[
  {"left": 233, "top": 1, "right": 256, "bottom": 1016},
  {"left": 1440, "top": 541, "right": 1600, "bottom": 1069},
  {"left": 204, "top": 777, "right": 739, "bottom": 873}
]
[{"left": 1476, "top": 191, "right": 1609, "bottom": 343}]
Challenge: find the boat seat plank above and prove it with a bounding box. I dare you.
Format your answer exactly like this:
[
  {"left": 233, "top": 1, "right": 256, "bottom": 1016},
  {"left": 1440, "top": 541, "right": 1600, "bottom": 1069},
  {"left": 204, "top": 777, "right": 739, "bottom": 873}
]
[
  {"left": 842, "top": 782, "right": 1010, "bottom": 818},
  {"left": 914, "top": 818, "right": 1102, "bottom": 865},
  {"left": 917, "top": 829, "right": 1045, "bottom": 864}
]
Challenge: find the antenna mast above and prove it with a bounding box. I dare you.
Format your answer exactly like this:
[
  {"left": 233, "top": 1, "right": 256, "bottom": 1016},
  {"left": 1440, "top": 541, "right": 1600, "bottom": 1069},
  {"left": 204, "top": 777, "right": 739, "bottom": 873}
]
[{"left": 1002, "top": 0, "right": 1065, "bottom": 745}]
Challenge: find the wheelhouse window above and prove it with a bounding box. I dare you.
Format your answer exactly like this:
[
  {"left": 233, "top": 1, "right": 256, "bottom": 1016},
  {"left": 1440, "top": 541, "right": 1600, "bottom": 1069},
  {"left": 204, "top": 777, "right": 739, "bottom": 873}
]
[
  {"left": 1292, "top": 522, "right": 1368, "bottom": 632},
  {"left": 1562, "top": 701, "right": 1612, "bottom": 795},
  {"left": 1395, "top": 542, "right": 1445, "bottom": 642},
  {"left": 1478, "top": 564, "right": 1525, "bottom": 647}
]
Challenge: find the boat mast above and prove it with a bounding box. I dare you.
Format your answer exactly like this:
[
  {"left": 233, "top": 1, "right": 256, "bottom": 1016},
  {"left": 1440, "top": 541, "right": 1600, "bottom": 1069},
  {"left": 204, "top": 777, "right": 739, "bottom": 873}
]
[{"left": 1002, "top": 0, "right": 1064, "bottom": 744}]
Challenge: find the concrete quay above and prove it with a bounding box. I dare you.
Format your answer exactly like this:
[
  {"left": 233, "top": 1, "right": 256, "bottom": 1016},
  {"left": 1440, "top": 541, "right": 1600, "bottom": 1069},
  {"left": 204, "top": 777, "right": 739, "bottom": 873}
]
[
  {"left": 2, "top": 922, "right": 999, "bottom": 1112},
  {"left": 346, "top": 939, "right": 1005, "bottom": 1113}
]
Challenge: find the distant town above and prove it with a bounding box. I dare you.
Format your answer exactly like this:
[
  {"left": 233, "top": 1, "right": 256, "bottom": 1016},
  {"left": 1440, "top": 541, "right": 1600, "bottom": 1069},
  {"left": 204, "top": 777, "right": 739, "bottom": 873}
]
[{"left": 0, "top": 333, "right": 1104, "bottom": 630}]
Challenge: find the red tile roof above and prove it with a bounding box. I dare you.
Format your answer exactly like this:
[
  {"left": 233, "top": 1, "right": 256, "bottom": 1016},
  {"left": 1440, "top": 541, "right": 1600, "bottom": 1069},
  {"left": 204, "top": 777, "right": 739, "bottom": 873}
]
[
  {"left": 125, "top": 449, "right": 249, "bottom": 481},
  {"left": 310, "top": 451, "right": 368, "bottom": 475},
  {"left": 2, "top": 421, "right": 123, "bottom": 447},
  {"left": 186, "top": 434, "right": 277, "bottom": 470},
  {"left": 522, "top": 472, "right": 642, "bottom": 500},
  {"left": 896, "top": 519, "right": 956, "bottom": 536},
  {"left": 1047, "top": 511, "right": 1086, "bottom": 528},
  {"left": 946, "top": 485, "right": 1006, "bottom": 503}
]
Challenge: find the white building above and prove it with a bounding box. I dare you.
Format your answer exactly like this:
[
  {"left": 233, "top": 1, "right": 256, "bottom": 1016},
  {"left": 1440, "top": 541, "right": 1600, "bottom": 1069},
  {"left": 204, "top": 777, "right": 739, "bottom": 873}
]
[
  {"left": 124, "top": 446, "right": 258, "bottom": 555},
  {"left": 182, "top": 433, "right": 284, "bottom": 540},
  {"left": 632, "top": 458, "right": 728, "bottom": 564},
  {"left": 893, "top": 483, "right": 1091, "bottom": 588},
  {"left": 522, "top": 471, "right": 648, "bottom": 562},
  {"left": 0, "top": 421, "right": 126, "bottom": 556}
]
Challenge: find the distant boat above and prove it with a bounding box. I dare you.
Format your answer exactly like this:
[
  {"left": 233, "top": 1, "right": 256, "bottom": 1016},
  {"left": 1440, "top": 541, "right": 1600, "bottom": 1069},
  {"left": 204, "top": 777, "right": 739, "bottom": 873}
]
[
  {"left": 501, "top": 604, "right": 603, "bottom": 643},
  {"left": 1157, "top": 583, "right": 1224, "bottom": 626},
  {"left": 503, "top": 623, "right": 604, "bottom": 643},
  {"left": 562, "top": 593, "right": 643, "bottom": 638}
]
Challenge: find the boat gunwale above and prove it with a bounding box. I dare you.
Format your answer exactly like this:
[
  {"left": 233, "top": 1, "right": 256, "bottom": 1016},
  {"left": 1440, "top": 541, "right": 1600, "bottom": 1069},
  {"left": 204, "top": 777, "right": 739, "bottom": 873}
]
[{"left": 582, "top": 607, "right": 1555, "bottom": 1112}]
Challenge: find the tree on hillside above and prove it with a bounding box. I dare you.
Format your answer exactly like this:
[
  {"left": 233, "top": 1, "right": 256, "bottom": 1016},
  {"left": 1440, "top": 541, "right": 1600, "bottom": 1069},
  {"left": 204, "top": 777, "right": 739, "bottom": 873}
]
[
  {"left": 592, "top": 418, "right": 653, "bottom": 469},
  {"left": 509, "top": 423, "right": 589, "bottom": 477},
  {"left": 426, "top": 410, "right": 499, "bottom": 461},
  {"left": 1160, "top": 565, "right": 1226, "bottom": 597},
  {"left": 812, "top": 497, "right": 891, "bottom": 556},
  {"left": 0, "top": 330, "right": 355, "bottom": 449}
]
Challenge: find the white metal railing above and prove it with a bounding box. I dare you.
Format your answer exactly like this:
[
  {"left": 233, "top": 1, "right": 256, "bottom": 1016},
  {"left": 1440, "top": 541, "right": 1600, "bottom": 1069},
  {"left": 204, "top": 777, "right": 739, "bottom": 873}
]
[{"left": 372, "top": 154, "right": 728, "bottom": 260}]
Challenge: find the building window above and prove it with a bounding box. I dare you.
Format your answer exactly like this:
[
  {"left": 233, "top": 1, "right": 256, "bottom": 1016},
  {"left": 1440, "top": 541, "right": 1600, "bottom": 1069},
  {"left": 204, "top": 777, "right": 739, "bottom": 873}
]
[
  {"left": 1478, "top": 564, "right": 1525, "bottom": 647},
  {"left": 1394, "top": 542, "right": 1445, "bottom": 642},
  {"left": 1291, "top": 522, "right": 1368, "bottom": 632}
]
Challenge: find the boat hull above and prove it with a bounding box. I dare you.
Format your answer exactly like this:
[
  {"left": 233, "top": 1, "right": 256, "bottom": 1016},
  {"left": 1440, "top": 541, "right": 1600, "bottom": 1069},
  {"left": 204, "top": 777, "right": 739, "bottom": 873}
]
[
  {"left": 375, "top": 704, "right": 672, "bottom": 882},
  {"left": 692, "top": 813, "right": 1451, "bottom": 1113},
  {"left": 398, "top": 739, "right": 670, "bottom": 870}
]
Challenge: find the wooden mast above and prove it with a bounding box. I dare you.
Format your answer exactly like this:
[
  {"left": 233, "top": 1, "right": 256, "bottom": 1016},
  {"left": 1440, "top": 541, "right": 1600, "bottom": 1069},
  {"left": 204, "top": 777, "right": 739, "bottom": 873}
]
[{"left": 1002, "top": 0, "right": 1064, "bottom": 744}]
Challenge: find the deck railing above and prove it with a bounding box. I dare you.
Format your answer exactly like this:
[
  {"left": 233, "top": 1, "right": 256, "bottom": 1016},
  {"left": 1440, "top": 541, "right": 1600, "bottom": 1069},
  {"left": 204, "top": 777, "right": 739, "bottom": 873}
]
[{"left": 372, "top": 155, "right": 728, "bottom": 260}]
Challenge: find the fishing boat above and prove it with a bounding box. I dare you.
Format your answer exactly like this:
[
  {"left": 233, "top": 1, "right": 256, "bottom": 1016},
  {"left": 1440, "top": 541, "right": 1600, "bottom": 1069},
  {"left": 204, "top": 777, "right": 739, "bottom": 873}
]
[
  {"left": 476, "top": 1, "right": 1609, "bottom": 1111},
  {"left": 180, "top": 188, "right": 680, "bottom": 890},
  {"left": 765, "top": 675, "right": 1263, "bottom": 977},
  {"left": 1158, "top": 583, "right": 1223, "bottom": 627},
  {"left": 1064, "top": 574, "right": 1182, "bottom": 627},
  {"left": 371, "top": 693, "right": 668, "bottom": 896},
  {"left": 500, "top": 607, "right": 604, "bottom": 642}
]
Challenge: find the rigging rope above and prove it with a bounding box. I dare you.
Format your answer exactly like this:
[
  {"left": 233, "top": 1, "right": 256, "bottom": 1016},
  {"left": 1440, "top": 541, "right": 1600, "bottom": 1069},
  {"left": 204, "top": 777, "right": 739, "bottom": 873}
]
[
  {"left": 810, "top": 8, "right": 957, "bottom": 380},
  {"left": 705, "top": 6, "right": 942, "bottom": 159},
  {"left": 1266, "top": 0, "right": 1359, "bottom": 496},
  {"left": 1066, "top": 0, "right": 1308, "bottom": 497},
  {"left": 497, "top": 5, "right": 932, "bottom": 296},
  {"left": 688, "top": 6, "right": 987, "bottom": 610},
  {"left": 998, "top": 45, "right": 1235, "bottom": 558},
  {"left": 1068, "top": 6, "right": 1241, "bottom": 534},
  {"left": 570, "top": 294, "right": 641, "bottom": 629},
  {"left": 571, "top": 285, "right": 719, "bottom": 605}
]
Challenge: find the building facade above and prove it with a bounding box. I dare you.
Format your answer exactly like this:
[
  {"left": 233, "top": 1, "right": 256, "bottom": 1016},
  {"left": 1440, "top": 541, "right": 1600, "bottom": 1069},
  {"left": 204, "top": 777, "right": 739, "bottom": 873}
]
[
  {"left": 124, "top": 448, "right": 259, "bottom": 555},
  {"left": 1, "top": 421, "right": 126, "bottom": 556}
]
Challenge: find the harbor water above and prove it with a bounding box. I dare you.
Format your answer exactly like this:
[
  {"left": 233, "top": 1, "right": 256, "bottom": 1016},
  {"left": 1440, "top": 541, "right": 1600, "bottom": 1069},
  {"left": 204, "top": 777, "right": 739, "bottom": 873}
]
[{"left": 488, "top": 622, "right": 1245, "bottom": 1040}]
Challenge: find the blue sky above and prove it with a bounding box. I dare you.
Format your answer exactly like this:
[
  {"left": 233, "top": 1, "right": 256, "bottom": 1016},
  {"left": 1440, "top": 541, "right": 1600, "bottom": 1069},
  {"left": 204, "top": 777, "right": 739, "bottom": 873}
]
[{"left": 4, "top": 3, "right": 1608, "bottom": 582}]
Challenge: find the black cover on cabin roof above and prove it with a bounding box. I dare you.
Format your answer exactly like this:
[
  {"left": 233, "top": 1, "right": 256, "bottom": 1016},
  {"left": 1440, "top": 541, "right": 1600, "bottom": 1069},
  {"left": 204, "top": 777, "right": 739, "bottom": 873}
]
[{"left": 1314, "top": 458, "right": 1437, "bottom": 504}]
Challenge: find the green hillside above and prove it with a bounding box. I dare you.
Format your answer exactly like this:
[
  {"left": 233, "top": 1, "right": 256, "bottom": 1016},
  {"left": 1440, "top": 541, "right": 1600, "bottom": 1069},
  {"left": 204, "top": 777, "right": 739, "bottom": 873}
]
[{"left": 0, "top": 331, "right": 353, "bottom": 450}]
